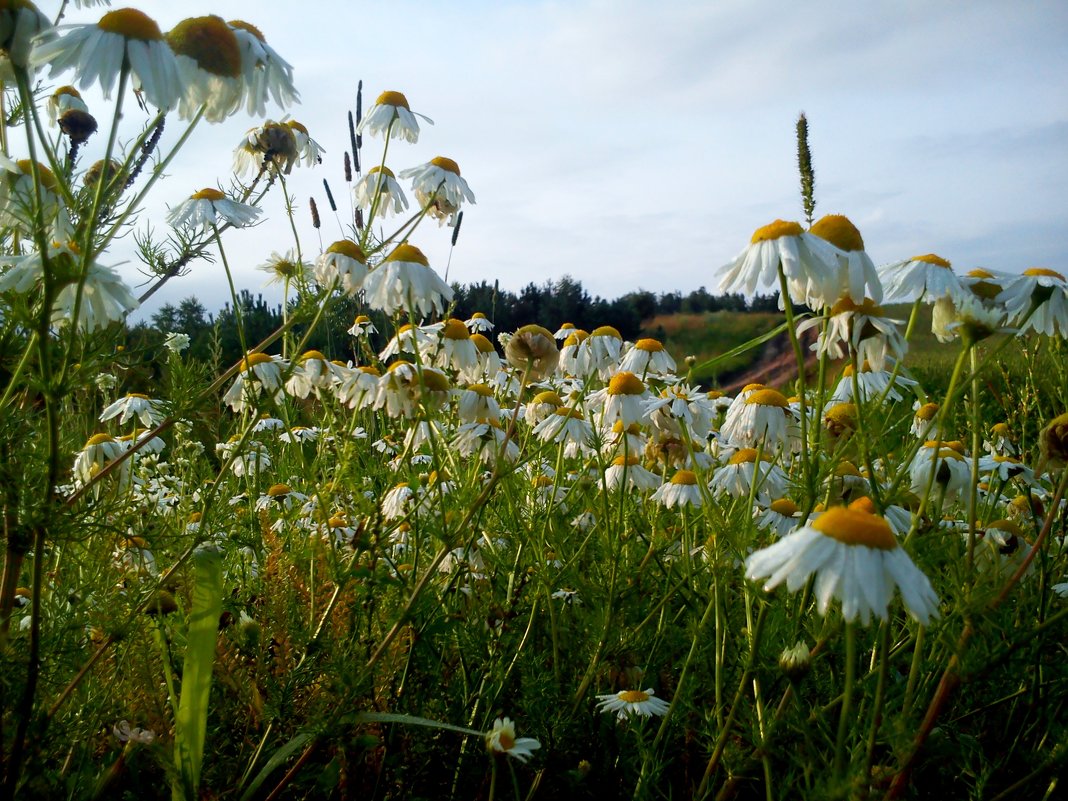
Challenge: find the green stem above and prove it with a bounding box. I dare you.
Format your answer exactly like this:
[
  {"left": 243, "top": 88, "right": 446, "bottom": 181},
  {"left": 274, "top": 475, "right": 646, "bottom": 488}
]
[{"left": 834, "top": 621, "right": 857, "bottom": 780}]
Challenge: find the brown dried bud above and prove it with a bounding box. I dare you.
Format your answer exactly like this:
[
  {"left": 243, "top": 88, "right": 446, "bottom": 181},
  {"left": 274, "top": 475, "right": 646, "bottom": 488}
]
[
  {"left": 1038, "top": 411, "right": 1068, "bottom": 474},
  {"left": 59, "top": 109, "right": 98, "bottom": 144}
]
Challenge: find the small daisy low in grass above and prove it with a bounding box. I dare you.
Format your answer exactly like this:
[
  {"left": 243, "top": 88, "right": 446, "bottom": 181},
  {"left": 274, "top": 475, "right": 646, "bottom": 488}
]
[
  {"left": 596, "top": 688, "right": 671, "bottom": 720},
  {"left": 485, "top": 717, "right": 540, "bottom": 763}
]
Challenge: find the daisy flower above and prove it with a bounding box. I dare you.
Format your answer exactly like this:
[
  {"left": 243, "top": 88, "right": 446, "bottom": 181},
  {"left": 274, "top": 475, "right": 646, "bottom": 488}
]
[
  {"left": 807, "top": 214, "right": 883, "bottom": 305},
  {"left": 720, "top": 388, "right": 796, "bottom": 453},
  {"left": 583, "top": 325, "right": 624, "bottom": 379},
  {"left": 619, "top": 337, "right": 677, "bottom": 376},
  {"left": 756, "top": 497, "right": 804, "bottom": 538},
  {"left": 911, "top": 402, "right": 942, "bottom": 440},
  {"left": 650, "top": 469, "right": 703, "bottom": 508},
  {"left": 880, "top": 253, "right": 968, "bottom": 304},
  {"left": 708, "top": 448, "right": 789, "bottom": 503},
  {"left": 378, "top": 323, "right": 435, "bottom": 361},
  {"left": 831, "top": 359, "right": 917, "bottom": 404},
  {"left": 361, "top": 243, "right": 453, "bottom": 318},
  {"left": 73, "top": 433, "right": 126, "bottom": 486},
  {"left": 166, "top": 15, "right": 243, "bottom": 122},
  {"left": 166, "top": 187, "right": 261, "bottom": 232},
  {"left": 257, "top": 249, "right": 305, "bottom": 286},
  {"left": 335, "top": 365, "right": 380, "bottom": 410},
  {"left": 381, "top": 482, "right": 414, "bottom": 520},
  {"left": 796, "top": 297, "right": 906, "bottom": 372},
  {"left": 456, "top": 383, "right": 501, "bottom": 422},
  {"left": 465, "top": 312, "right": 494, "bottom": 333},
  {"left": 523, "top": 389, "right": 564, "bottom": 426},
  {"left": 601, "top": 420, "right": 646, "bottom": 457},
  {"left": 595, "top": 688, "right": 671, "bottom": 720},
  {"left": 719, "top": 219, "right": 839, "bottom": 308},
  {"left": 0, "top": 156, "right": 62, "bottom": 231},
  {"left": 234, "top": 120, "right": 298, "bottom": 176},
  {"left": 46, "top": 86, "right": 88, "bottom": 125},
  {"left": 164, "top": 332, "right": 190, "bottom": 354},
  {"left": 932, "top": 292, "right": 1011, "bottom": 344},
  {"left": 533, "top": 407, "right": 594, "bottom": 457},
  {"left": 0, "top": 0, "right": 51, "bottom": 72},
  {"left": 434, "top": 318, "right": 480, "bottom": 377},
  {"left": 399, "top": 156, "right": 475, "bottom": 226},
  {"left": 285, "top": 120, "right": 324, "bottom": 167},
  {"left": 228, "top": 20, "right": 298, "bottom": 116},
  {"left": 504, "top": 325, "right": 559, "bottom": 380},
  {"left": 485, "top": 717, "right": 540, "bottom": 763},
  {"left": 100, "top": 393, "right": 164, "bottom": 428},
  {"left": 745, "top": 502, "right": 939, "bottom": 625},
  {"left": 451, "top": 419, "right": 519, "bottom": 465},
  {"left": 997, "top": 267, "right": 1068, "bottom": 337},
  {"left": 588, "top": 371, "right": 649, "bottom": 427},
  {"left": 554, "top": 322, "right": 576, "bottom": 341},
  {"left": 53, "top": 261, "right": 139, "bottom": 332},
  {"left": 314, "top": 239, "right": 367, "bottom": 295},
  {"left": 31, "top": 8, "right": 181, "bottom": 111},
  {"left": 984, "top": 422, "right": 1017, "bottom": 457},
  {"left": 284, "top": 350, "right": 337, "bottom": 399},
  {"left": 357, "top": 90, "right": 432, "bottom": 143},
  {"left": 353, "top": 166, "right": 408, "bottom": 216},
  {"left": 909, "top": 441, "right": 970, "bottom": 502},
  {"left": 347, "top": 314, "right": 377, "bottom": 338},
  {"left": 222, "top": 352, "right": 287, "bottom": 413},
  {"left": 603, "top": 455, "right": 661, "bottom": 492},
  {"left": 644, "top": 384, "right": 717, "bottom": 439}
]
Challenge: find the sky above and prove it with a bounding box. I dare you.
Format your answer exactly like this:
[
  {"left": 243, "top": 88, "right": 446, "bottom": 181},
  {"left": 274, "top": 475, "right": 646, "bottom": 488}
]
[{"left": 47, "top": 0, "right": 1068, "bottom": 323}]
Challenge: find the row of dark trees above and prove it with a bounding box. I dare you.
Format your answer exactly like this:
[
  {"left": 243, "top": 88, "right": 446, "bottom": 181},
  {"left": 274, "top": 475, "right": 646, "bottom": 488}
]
[{"left": 127, "top": 277, "right": 778, "bottom": 367}]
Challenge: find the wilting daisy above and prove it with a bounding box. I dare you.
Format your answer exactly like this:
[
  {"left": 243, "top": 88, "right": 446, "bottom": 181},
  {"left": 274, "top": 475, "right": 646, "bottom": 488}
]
[
  {"left": 166, "top": 15, "right": 243, "bottom": 122},
  {"left": 644, "top": 384, "right": 717, "bottom": 439},
  {"left": 719, "top": 219, "right": 839, "bottom": 307},
  {"left": 720, "top": 388, "right": 795, "bottom": 453},
  {"left": 808, "top": 214, "right": 882, "bottom": 305},
  {"left": 0, "top": 156, "right": 62, "bottom": 231},
  {"left": 100, "top": 393, "right": 164, "bottom": 428},
  {"left": 708, "top": 448, "right": 789, "bottom": 503},
  {"left": 504, "top": 325, "right": 559, "bottom": 380},
  {"left": 455, "top": 383, "right": 501, "bottom": 422},
  {"left": 399, "top": 156, "right": 475, "bottom": 226},
  {"left": 831, "top": 359, "right": 918, "bottom": 404},
  {"left": 601, "top": 420, "right": 646, "bottom": 457},
  {"left": 234, "top": 120, "right": 298, "bottom": 177},
  {"left": 464, "top": 312, "right": 494, "bottom": 334},
  {"left": 485, "top": 717, "right": 540, "bottom": 763},
  {"left": 258, "top": 249, "right": 305, "bottom": 286},
  {"left": 603, "top": 455, "right": 660, "bottom": 492},
  {"left": 31, "top": 8, "right": 182, "bottom": 111},
  {"left": 314, "top": 239, "right": 367, "bottom": 295},
  {"left": 434, "top": 318, "right": 480, "bottom": 376},
  {"left": 357, "top": 90, "right": 432, "bottom": 143},
  {"left": 46, "top": 86, "right": 88, "bottom": 124},
  {"left": 533, "top": 407, "right": 594, "bottom": 457},
  {"left": 284, "top": 120, "right": 324, "bottom": 167},
  {"left": 347, "top": 314, "right": 377, "bottom": 338},
  {"left": 335, "top": 365, "right": 380, "bottom": 410},
  {"left": 909, "top": 441, "right": 970, "bottom": 502},
  {"left": 911, "top": 402, "right": 942, "bottom": 440},
  {"left": 997, "top": 267, "right": 1068, "bottom": 337},
  {"left": 554, "top": 322, "right": 576, "bottom": 341},
  {"left": 228, "top": 19, "right": 298, "bottom": 116},
  {"left": 53, "top": 261, "right": 139, "bottom": 332},
  {"left": 167, "top": 187, "right": 261, "bottom": 231},
  {"left": 452, "top": 419, "right": 519, "bottom": 465},
  {"left": 353, "top": 166, "right": 408, "bottom": 216},
  {"left": 73, "top": 433, "right": 127, "bottom": 486},
  {"left": 523, "top": 390, "right": 564, "bottom": 426},
  {"left": 361, "top": 243, "right": 453, "bottom": 318},
  {"left": 222, "top": 352, "right": 287, "bottom": 413},
  {"left": 756, "top": 497, "right": 805, "bottom": 538},
  {"left": 972, "top": 519, "right": 1032, "bottom": 578},
  {"left": 584, "top": 325, "right": 625, "bottom": 379},
  {"left": 985, "top": 422, "right": 1017, "bottom": 457},
  {"left": 797, "top": 297, "right": 906, "bottom": 372},
  {"left": 558, "top": 330, "right": 589, "bottom": 375},
  {"left": 284, "top": 350, "right": 337, "bottom": 399},
  {"left": 745, "top": 502, "right": 940, "bottom": 625},
  {"left": 651, "top": 469, "right": 703, "bottom": 508},
  {"left": 596, "top": 688, "right": 671, "bottom": 720}
]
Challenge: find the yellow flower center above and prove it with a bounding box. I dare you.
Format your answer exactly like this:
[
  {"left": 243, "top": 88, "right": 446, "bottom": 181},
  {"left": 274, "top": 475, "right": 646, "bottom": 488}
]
[
  {"left": 728, "top": 448, "right": 764, "bottom": 465},
  {"left": 809, "top": 214, "right": 864, "bottom": 252},
  {"left": 835, "top": 461, "right": 861, "bottom": 477},
  {"left": 591, "top": 325, "right": 622, "bottom": 339},
  {"left": 914, "top": 403, "right": 939, "bottom": 421},
  {"left": 98, "top": 8, "right": 163, "bottom": 41},
  {"left": 420, "top": 369, "right": 450, "bottom": 392},
  {"left": 243, "top": 352, "right": 275, "bottom": 370},
  {"left": 166, "top": 15, "right": 241, "bottom": 78},
  {"left": 750, "top": 220, "right": 804, "bottom": 243},
  {"left": 471, "top": 312, "right": 487, "bottom": 320},
  {"left": 14, "top": 159, "right": 56, "bottom": 191},
  {"left": 910, "top": 254, "right": 951, "bottom": 269},
  {"left": 829, "top": 296, "right": 883, "bottom": 316},
  {"left": 188, "top": 512, "right": 202, "bottom": 523},
  {"left": 986, "top": 519, "right": 1023, "bottom": 538},
  {"left": 86, "top": 433, "right": 115, "bottom": 446},
  {"left": 1023, "top": 267, "right": 1065, "bottom": 280},
  {"left": 745, "top": 388, "right": 789, "bottom": 408},
  {"left": 554, "top": 407, "right": 585, "bottom": 420},
  {"left": 466, "top": 383, "right": 494, "bottom": 397},
  {"left": 607, "top": 371, "right": 645, "bottom": 396},
  {"left": 126, "top": 392, "right": 149, "bottom": 400},
  {"left": 618, "top": 690, "right": 651, "bottom": 703},
  {"left": 471, "top": 333, "right": 494, "bottom": 353},
  {"left": 825, "top": 403, "right": 857, "bottom": 426},
  {"left": 813, "top": 506, "right": 897, "bottom": 550},
  {"left": 376, "top": 90, "right": 410, "bottom": 109},
  {"left": 532, "top": 391, "right": 563, "bottom": 406},
  {"left": 327, "top": 239, "right": 367, "bottom": 262},
  {"left": 228, "top": 19, "right": 264, "bottom": 42},
  {"left": 670, "top": 469, "right": 698, "bottom": 485},
  {"left": 612, "top": 455, "right": 640, "bottom": 467},
  {"left": 968, "top": 269, "right": 994, "bottom": 279},
  {"left": 191, "top": 187, "right": 226, "bottom": 201},
  {"left": 441, "top": 318, "right": 470, "bottom": 340},
  {"left": 266, "top": 483, "right": 291, "bottom": 497},
  {"left": 430, "top": 156, "right": 460, "bottom": 175},
  {"left": 770, "top": 498, "right": 799, "bottom": 515},
  {"left": 385, "top": 243, "right": 429, "bottom": 266},
  {"left": 634, "top": 338, "right": 664, "bottom": 352},
  {"left": 368, "top": 165, "right": 396, "bottom": 178},
  {"left": 299, "top": 350, "right": 326, "bottom": 363},
  {"left": 742, "top": 383, "right": 767, "bottom": 394},
  {"left": 359, "top": 365, "right": 381, "bottom": 376}
]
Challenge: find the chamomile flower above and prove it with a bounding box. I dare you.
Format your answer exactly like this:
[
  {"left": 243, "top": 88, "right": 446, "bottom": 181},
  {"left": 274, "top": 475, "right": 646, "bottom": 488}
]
[
  {"left": 381, "top": 482, "right": 414, "bottom": 520},
  {"left": 434, "top": 318, "right": 480, "bottom": 376},
  {"left": 451, "top": 419, "right": 519, "bottom": 465},
  {"left": 164, "top": 332, "right": 190, "bottom": 354},
  {"left": 756, "top": 497, "right": 806, "bottom": 537},
  {"left": 796, "top": 297, "right": 906, "bottom": 372},
  {"left": 881, "top": 253, "right": 967, "bottom": 304},
  {"left": 0, "top": 156, "right": 62, "bottom": 231},
  {"left": 31, "top": 8, "right": 181, "bottom": 111},
  {"left": 584, "top": 325, "right": 624, "bottom": 379},
  {"left": 285, "top": 120, "right": 323, "bottom": 167},
  {"left": 619, "top": 337, "right": 676, "bottom": 376},
  {"left": 53, "top": 261, "right": 139, "bottom": 332},
  {"left": 73, "top": 433, "right": 127, "bottom": 486},
  {"left": 464, "top": 312, "right": 494, "bottom": 333},
  {"left": 650, "top": 469, "right": 703, "bottom": 508},
  {"left": 335, "top": 365, "right": 380, "bottom": 410},
  {"left": 0, "top": 0, "right": 51, "bottom": 73},
  {"left": 222, "top": 352, "right": 287, "bottom": 413},
  {"left": 353, "top": 166, "right": 408, "bottom": 216},
  {"left": 258, "top": 249, "right": 305, "bottom": 286},
  {"left": 911, "top": 402, "right": 942, "bottom": 440},
  {"left": 485, "top": 717, "right": 540, "bottom": 763},
  {"left": 601, "top": 420, "right": 647, "bottom": 457},
  {"left": 745, "top": 502, "right": 940, "bottom": 625},
  {"left": 46, "top": 86, "right": 87, "bottom": 124},
  {"left": 997, "top": 268, "right": 1068, "bottom": 337},
  {"left": 284, "top": 350, "right": 338, "bottom": 399},
  {"left": 720, "top": 388, "right": 795, "bottom": 453},
  {"left": 595, "top": 688, "right": 670, "bottom": 720},
  {"left": 708, "top": 448, "right": 789, "bottom": 503},
  {"left": 166, "top": 15, "right": 243, "bottom": 122},
  {"left": 808, "top": 214, "right": 882, "bottom": 305},
  {"left": 643, "top": 384, "right": 717, "bottom": 439},
  {"left": 347, "top": 314, "right": 377, "bottom": 338},
  {"left": 533, "top": 407, "right": 594, "bottom": 457},
  {"left": 504, "top": 325, "right": 559, "bottom": 380},
  {"left": 603, "top": 455, "right": 661, "bottom": 492},
  {"left": 523, "top": 390, "right": 564, "bottom": 426},
  {"left": 398, "top": 156, "right": 475, "bottom": 226},
  {"left": 314, "top": 239, "right": 367, "bottom": 295},
  {"left": 719, "top": 219, "right": 839, "bottom": 307},
  {"left": 100, "top": 393, "right": 164, "bottom": 428},
  {"left": 831, "top": 359, "right": 917, "bottom": 404},
  {"left": 228, "top": 20, "right": 298, "bottom": 116},
  {"left": 361, "top": 243, "right": 453, "bottom": 318},
  {"left": 166, "top": 187, "right": 261, "bottom": 231},
  {"left": 455, "top": 383, "right": 501, "bottom": 422},
  {"left": 589, "top": 371, "right": 649, "bottom": 427},
  {"left": 358, "top": 90, "right": 432, "bottom": 142},
  {"left": 554, "top": 322, "right": 576, "bottom": 341},
  {"left": 909, "top": 441, "right": 970, "bottom": 502},
  {"left": 233, "top": 120, "right": 298, "bottom": 177}
]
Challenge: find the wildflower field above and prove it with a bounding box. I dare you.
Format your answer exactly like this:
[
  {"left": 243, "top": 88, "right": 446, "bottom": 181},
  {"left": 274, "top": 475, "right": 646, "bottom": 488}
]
[{"left": 2, "top": 4, "right": 1068, "bottom": 800}]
